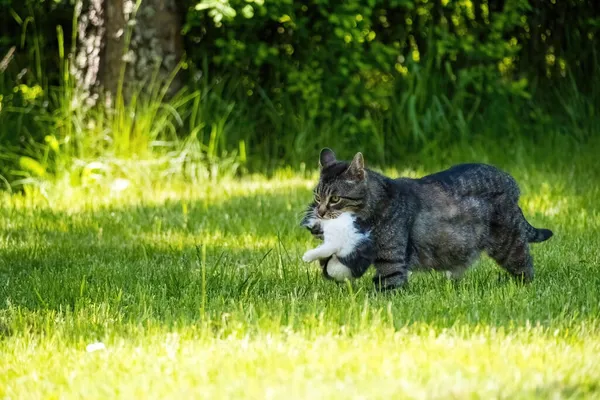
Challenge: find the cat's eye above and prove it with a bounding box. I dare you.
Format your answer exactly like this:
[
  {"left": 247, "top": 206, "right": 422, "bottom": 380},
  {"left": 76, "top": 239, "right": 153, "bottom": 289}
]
[
  {"left": 314, "top": 193, "right": 321, "bottom": 202},
  {"left": 330, "top": 195, "right": 340, "bottom": 204}
]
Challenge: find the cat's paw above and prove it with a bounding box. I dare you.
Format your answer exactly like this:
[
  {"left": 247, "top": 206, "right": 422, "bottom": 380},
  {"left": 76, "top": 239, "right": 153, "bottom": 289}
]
[
  {"left": 372, "top": 271, "right": 408, "bottom": 292},
  {"left": 302, "top": 250, "right": 317, "bottom": 263}
]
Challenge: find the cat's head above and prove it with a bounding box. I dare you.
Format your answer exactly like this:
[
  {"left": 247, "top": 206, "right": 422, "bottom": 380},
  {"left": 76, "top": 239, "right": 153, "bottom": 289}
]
[{"left": 312, "top": 148, "right": 368, "bottom": 219}]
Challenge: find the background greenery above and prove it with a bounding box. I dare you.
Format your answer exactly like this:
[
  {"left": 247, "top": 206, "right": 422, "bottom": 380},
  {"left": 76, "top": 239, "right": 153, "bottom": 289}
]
[
  {"left": 2, "top": 1, "right": 600, "bottom": 397},
  {"left": 1, "top": 0, "right": 599, "bottom": 186}
]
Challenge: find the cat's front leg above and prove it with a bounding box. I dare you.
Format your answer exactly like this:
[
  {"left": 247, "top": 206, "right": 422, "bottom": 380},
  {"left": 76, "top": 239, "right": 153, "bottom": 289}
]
[
  {"left": 372, "top": 261, "right": 410, "bottom": 291},
  {"left": 372, "top": 235, "right": 410, "bottom": 291},
  {"left": 302, "top": 244, "right": 338, "bottom": 263}
]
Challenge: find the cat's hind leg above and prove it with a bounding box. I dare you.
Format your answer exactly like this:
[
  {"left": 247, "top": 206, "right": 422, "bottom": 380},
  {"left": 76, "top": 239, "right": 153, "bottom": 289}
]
[{"left": 323, "top": 256, "right": 354, "bottom": 282}]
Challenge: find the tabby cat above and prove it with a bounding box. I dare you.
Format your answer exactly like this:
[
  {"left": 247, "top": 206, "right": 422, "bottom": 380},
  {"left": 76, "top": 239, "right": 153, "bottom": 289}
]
[{"left": 301, "top": 148, "right": 553, "bottom": 291}]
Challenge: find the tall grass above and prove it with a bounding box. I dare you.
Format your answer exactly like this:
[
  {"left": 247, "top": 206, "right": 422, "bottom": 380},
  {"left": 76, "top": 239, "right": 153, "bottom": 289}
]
[
  {"left": 0, "top": 7, "right": 246, "bottom": 190},
  {"left": 0, "top": 6, "right": 599, "bottom": 190},
  {"left": 190, "top": 50, "right": 600, "bottom": 171}
]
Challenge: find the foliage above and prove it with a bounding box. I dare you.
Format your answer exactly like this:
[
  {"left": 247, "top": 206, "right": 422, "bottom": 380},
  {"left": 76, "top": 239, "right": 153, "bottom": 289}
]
[
  {"left": 184, "top": 0, "right": 530, "bottom": 139},
  {"left": 0, "top": 0, "right": 244, "bottom": 187},
  {"left": 182, "top": 0, "right": 599, "bottom": 153},
  {"left": 0, "top": 0, "right": 599, "bottom": 186}
]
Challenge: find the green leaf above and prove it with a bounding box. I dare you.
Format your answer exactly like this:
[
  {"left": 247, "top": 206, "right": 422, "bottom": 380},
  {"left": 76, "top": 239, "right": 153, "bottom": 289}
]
[{"left": 19, "top": 157, "right": 46, "bottom": 177}]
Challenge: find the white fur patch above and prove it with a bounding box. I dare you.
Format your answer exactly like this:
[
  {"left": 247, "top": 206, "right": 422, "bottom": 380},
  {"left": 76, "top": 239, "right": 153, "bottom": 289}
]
[
  {"left": 319, "top": 212, "right": 367, "bottom": 258},
  {"left": 326, "top": 256, "right": 354, "bottom": 281},
  {"left": 302, "top": 212, "right": 369, "bottom": 281}
]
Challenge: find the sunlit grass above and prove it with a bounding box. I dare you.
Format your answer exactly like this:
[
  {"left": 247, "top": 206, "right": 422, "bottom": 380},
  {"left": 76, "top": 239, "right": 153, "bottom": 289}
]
[
  {"left": 1, "top": 160, "right": 599, "bottom": 398},
  {"left": 3, "top": 328, "right": 600, "bottom": 399}
]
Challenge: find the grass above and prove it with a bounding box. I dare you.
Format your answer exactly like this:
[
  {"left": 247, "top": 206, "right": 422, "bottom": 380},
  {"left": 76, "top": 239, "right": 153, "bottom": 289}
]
[
  {"left": 1, "top": 3, "right": 600, "bottom": 397},
  {"left": 1, "top": 150, "right": 600, "bottom": 399}
]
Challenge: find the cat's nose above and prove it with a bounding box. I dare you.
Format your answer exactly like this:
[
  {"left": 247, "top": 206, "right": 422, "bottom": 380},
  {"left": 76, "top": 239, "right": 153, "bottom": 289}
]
[{"left": 317, "top": 206, "right": 327, "bottom": 217}]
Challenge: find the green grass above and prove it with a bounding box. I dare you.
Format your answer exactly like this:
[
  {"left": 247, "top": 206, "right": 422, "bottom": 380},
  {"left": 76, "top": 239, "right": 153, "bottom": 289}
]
[{"left": 1, "top": 153, "right": 600, "bottom": 399}]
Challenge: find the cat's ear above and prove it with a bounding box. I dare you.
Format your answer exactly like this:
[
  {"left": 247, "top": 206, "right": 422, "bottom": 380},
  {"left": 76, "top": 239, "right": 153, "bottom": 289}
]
[
  {"left": 347, "top": 152, "right": 365, "bottom": 180},
  {"left": 319, "top": 148, "right": 336, "bottom": 169}
]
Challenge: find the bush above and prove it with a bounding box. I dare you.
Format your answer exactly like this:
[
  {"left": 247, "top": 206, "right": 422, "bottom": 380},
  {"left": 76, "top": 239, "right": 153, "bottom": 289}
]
[
  {"left": 0, "top": 0, "right": 599, "bottom": 185},
  {"left": 180, "top": 0, "right": 599, "bottom": 163},
  {"left": 184, "top": 0, "right": 528, "bottom": 126}
]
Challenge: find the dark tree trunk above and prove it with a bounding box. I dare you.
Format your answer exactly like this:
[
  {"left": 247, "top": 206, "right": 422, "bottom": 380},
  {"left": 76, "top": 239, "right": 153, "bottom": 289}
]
[{"left": 72, "top": 0, "right": 183, "bottom": 108}]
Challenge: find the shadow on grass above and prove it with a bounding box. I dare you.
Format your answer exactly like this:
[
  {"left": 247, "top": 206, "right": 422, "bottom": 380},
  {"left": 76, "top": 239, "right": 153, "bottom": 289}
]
[
  {"left": 0, "top": 190, "right": 369, "bottom": 335},
  {"left": 532, "top": 381, "right": 600, "bottom": 398},
  {"left": 0, "top": 186, "right": 599, "bottom": 338}
]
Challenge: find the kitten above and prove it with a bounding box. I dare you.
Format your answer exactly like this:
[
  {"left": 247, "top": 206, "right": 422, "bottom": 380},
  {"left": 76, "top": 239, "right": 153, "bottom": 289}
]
[
  {"left": 301, "top": 148, "right": 553, "bottom": 291},
  {"left": 301, "top": 212, "right": 374, "bottom": 281}
]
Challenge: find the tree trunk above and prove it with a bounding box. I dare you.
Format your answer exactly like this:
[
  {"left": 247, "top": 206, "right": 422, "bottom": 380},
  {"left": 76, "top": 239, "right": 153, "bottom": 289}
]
[{"left": 72, "top": 0, "right": 183, "bottom": 108}]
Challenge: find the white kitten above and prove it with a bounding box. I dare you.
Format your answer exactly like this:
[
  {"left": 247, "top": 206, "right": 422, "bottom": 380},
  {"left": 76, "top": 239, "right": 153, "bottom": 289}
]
[{"left": 302, "top": 212, "right": 370, "bottom": 281}]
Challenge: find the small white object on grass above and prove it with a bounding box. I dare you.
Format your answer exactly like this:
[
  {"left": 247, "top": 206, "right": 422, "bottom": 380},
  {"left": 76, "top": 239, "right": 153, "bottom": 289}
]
[
  {"left": 86, "top": 342, "right": 106, "bottom": 352},
  {"left": 110, "top": 178, "right": 130, "bottom": 193}
]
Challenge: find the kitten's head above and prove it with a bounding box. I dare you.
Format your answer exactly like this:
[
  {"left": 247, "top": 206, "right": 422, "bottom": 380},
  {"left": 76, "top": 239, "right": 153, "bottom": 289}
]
[{"left": 312, "top": 148, "right": 368, "bottom": 220}]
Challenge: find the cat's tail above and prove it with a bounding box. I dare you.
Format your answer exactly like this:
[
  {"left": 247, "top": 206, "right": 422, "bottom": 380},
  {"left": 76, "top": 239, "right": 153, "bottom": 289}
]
[{"left": 519, "top": 208, "right": 553, "bottom": 243}]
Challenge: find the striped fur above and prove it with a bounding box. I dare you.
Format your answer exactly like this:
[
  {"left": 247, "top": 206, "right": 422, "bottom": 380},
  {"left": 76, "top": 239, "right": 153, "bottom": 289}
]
[{"left": 301, "top": 148, "right": 554, "bottom": 291}]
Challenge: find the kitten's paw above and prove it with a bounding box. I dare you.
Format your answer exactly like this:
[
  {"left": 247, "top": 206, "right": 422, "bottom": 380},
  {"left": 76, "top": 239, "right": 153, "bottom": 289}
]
[{"left": 302, "top": 250, "right": 317, "bottom": 263}]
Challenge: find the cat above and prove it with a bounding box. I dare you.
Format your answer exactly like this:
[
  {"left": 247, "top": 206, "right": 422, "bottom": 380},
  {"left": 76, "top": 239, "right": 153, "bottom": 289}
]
[
  {"left": 301, "top": 148, "right": 553, "bottom": 291},
  {"left": 301, "top": 211, "right": 374, "bottom": 281}
]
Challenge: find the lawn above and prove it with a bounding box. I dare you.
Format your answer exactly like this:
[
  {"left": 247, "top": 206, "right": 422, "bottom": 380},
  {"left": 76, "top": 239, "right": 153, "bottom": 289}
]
[{"left": 1, "top": 156, "right": 599, "bottom": 399}]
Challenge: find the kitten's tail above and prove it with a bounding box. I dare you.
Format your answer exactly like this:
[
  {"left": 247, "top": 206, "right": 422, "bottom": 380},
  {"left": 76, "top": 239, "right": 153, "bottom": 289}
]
[{"left": 519, "top": 208, "right": 553, "bottom": 243}]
